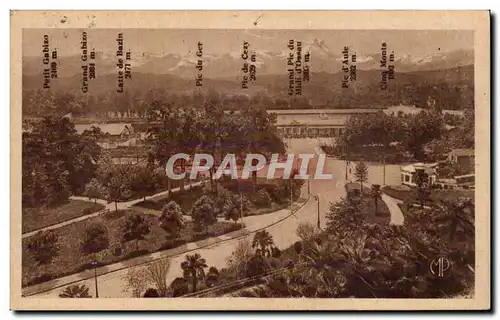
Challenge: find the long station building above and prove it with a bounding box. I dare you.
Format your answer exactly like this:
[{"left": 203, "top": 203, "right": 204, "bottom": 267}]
[{"left": 269, "top": 108, "right": 380, "bottom": 138}]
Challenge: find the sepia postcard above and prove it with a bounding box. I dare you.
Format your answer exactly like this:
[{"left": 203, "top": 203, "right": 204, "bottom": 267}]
[{"left": 11, "top": 10, "right": 490, "bottom": 310}]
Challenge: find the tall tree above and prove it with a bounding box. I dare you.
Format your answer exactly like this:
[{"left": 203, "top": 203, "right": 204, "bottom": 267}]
[
  {"left": 354, "top": 162, "right": 369, "bottom": 192},
  {"left": 403, "top": 111, "right": 444, "bottom": 161},
  {"left": 106, "top": 173, "right": 132, "bottom": 212},
  {"left": 436, "top": 198, "right": 475, "bottom": 242},
  {"left": 415, "top": 170, "right": 431, "bottom": 209},
  {"left": 84, "top": 178, "right": 105, "bottom": 204},
  {"left": 181, "top": 253, "right": 208, "bottom": 293},
  {"left": 158, "top": 201, "right": 185, "bottom": 240},
  {"left": 370, "top": 184, "right": 382, "bottom": 215},
  {"left": 224, "top": 193, "right": 250, "bottom": 224},
  {"left": 129, "top": 166, "right": 156, "bottom": 202},
  {"left": 191, "top": 195, "right": 217, "bottom": 234},
  {"left": 80, "top": 223, "right": 110, "bottom": 255},
  {"left": 326, "top": 197, "right": 365, "bottom": 238},
  {"left": 122, "top": 214, "right": 151, "bottom": 251},
  {"left": 26, "top": 230, "right": 59, "bottom": 267},
  {"left": 22, "top": 116, "right": 100, "bottom": 206}
]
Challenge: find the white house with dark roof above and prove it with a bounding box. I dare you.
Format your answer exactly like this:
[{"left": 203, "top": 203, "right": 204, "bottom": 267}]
[{"left": 401, "top": 162, "right": 438, "bottom": 187}]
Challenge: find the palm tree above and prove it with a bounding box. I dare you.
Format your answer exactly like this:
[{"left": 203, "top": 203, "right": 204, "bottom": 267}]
[
  {"left": 370, "top": 184, "right": 382, "bottom": 214},
  {"left": 180, "top": 253, "right": 208, "bottom": 293},
  {"left": 252, "top": 230, "right": 275, "bottom": 257},
  {"left": 436, "top": 198, "right": 475, "bottom": 242},
  {"left": 59, "top": 284, "right": 91, "bottom": 298}
]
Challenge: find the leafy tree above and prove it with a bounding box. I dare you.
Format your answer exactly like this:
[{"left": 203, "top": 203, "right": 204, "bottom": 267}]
[
  {"left": 80, "top": 223, "right": 110, "bottom": 255},
  {"left": 354, "top": 162, "right": 368, "bottom": 191},
  {"left": 84, "top": 178, "right": 105, "bottom": 204},
  {"left": 252, "top": 230, "right": 275, "bottom": 257},
  {"left": 326, "top": 197, "right": 365, "bottom": 238},
  {"left": 296, "top": 221, "right": 319, "bottom": 243},
  {"left": 59, "top": 284, "right": 91, "bottom": 298},
  {"left": 370, "top": 184, "right": 382, "bottom": 214},
  {"left": 213, "top": 185, "right": 233, "bottom": 216},
  {"left": 129, "top": 166, "right": 156, "bottom": 202},
  {"left": 106, "top": 173, "right": 132, "bottom": 212},
  {"left": 122, "top": 214, "right": 151, "bottom": 251},
  {"left": 22, "top": 116, "right": 100, "bottom": 207},
  {"left": 251, "top": 189, "right": 272, "bottom": 207},
  {"left": 170, "top": 277, "right": 189, "bottom": 297},
  {"left": 205, "top": 266, "right": 220, "bottom": 288},
  {"left": 245, "top": 255, "right": 267, "bottom": 277},
  {"left": 181, "top": 253, "right": 208, "bottom": 293},
  {"left": 159, "top": 201, "right": 185, "bottom": 239},
  {"left": 26, "top": 230, "right": 59, "bottom": 266},
  {"left": 340, "top": 112, "right": 404, "bottom": 149},
  {"left": 224, "top": 193, "right": 250, "bottom": 223},
  {"left": 436, "top": 198, "right": 475, "bottom": 242},
  {"left": 191, "top": 195, "right": 217, "bottom": 234},
  {"left": 403, "top": 111, "right": 444, "bottom": 160}
]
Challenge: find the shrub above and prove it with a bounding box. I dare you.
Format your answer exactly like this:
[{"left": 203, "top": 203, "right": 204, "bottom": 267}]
[
  {"left": 170, "top": 277, "right": 189, "bottom": 297},
  {"left": 296, "top": 221, "right": 319, "bottom": 242},
  {"left": 245, "top": 255, "right": 267, "bottom": 277},
  {"left": 250, "top": 189, "right": 272, "bottom": 208},
  {"left": 143, "top": 288, "right": 160, "bottom": 297},
  {"left": 293, "top": 241, "right": 303, "bottom": 254},
  {"left": 80, "top": 223, "right": 110, "bottom": 255},
  {"left": 159, "top": 239, "right": 187, "bottom": 251},
  {"left": 271, "top": 247, "right": 281, "bottom": 258},
  {"left": 113, "top": 245, "right": 123, "bottom": 256},
  {"left": 59, "top": 284, "right": 92, "bottom": 298}
]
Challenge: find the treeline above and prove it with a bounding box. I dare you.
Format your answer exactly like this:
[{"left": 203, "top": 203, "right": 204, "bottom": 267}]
[
  {"left": 22, "top": 68, "right": 474, "bottom": 117},
  {"left": 334, "top": 108, "right": 475, "bottom": 161}
]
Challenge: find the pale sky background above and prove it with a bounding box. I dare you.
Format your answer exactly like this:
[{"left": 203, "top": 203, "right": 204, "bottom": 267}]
[{"left": 23, "top": 29, "right": 474, "bottom": 57}]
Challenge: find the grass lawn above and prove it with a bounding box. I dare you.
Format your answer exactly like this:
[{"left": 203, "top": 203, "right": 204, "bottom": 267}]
[
  {"left": 22, "top": 200, "right": 105, "bottom": 233},
  {"left": 346, "top": 182, "right": 390, "bottom": 225},
  {"left": 22, "top": 209, "right": 242, "bottom": 287}
]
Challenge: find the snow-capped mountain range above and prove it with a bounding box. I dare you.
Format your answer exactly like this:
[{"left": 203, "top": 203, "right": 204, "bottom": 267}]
[{"left": 23, "top": 38, "right": 473, "bottom": 79}]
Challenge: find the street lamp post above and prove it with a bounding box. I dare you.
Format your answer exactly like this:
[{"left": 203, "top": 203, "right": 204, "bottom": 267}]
[
  {"left": 313, "top": 195, "right": 320, "bottom": 229},
  {"left": 239, "top": 191, "right": 243, "bottom": 224},
  {"left": 91, "top": 259, "right": 99, "bottom": 298}
]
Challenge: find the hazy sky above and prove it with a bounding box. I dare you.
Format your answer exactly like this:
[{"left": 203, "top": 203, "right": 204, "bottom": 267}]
[{"left": 23, "top": 29, "right": 474, "bottom": 57}]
